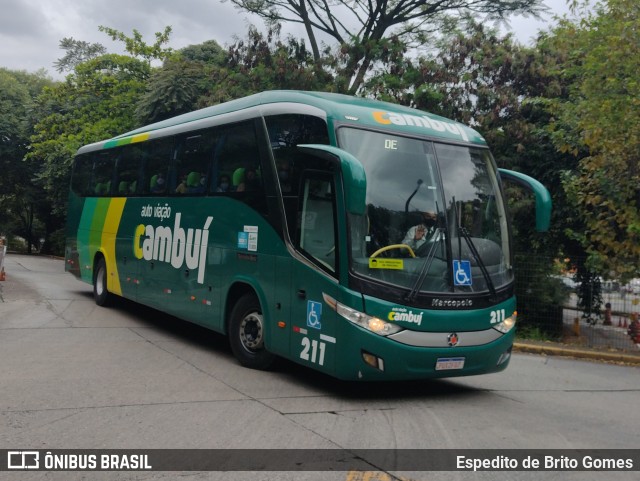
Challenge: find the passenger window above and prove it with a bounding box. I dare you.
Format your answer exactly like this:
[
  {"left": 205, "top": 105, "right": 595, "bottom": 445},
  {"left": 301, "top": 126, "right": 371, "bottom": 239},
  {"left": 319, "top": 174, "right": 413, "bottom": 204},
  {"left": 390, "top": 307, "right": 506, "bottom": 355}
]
[
  {"left": 175, "top": 129, "right": 217, "bottom": 194},
  {"left": 91, "top": 151, "right": 117, "bottom": 196},
  {"left": 216, "top": 122, "right": 262, "bottom": 193},
  {"left": 143, "top": 138, "right": 174, "bottom": 195},
  {"left": 71, "top": 154, "right": 93, "bottom": 196},
  {"left": 116, "top": 145, "right": 144, "bottom": 195}
]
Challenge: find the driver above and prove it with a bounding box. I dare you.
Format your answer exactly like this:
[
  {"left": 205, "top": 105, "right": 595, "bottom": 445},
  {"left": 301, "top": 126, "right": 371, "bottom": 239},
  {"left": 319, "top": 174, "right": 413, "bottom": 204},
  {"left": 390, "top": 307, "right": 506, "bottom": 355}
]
[{"left": 402, "top": 211, "right": 438, "bottom": 252}]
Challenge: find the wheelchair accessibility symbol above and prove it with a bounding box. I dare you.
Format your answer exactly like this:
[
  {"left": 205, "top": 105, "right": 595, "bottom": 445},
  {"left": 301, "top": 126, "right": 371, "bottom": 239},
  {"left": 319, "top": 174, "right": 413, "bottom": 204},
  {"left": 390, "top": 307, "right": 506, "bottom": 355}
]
[
  {"left": 307, "top": 300, "right": 322, "bottom": 329},
  {"left": 453, "top": 260, "right": 472, "bottom": 286}
]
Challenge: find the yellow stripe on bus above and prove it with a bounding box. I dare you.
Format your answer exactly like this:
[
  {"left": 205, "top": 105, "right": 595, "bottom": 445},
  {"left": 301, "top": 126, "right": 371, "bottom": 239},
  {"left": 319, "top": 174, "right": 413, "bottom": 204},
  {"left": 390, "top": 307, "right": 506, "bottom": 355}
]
[
  {"left": 101, "top": 198, "right": 127, "bottom": 296},
  {"left": 131, "top": 133, "right": 150, "bottom": 143}
]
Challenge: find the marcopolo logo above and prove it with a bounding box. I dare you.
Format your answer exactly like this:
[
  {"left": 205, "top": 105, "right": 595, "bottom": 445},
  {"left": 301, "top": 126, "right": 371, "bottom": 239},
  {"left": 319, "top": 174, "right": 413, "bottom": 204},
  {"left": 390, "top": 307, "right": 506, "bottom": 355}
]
[
  {"left": 388, "top": 307, "right": 424, "bottom": 326},
  {"left": 133, "top": 212, "right": 213, "bottom": 284},
  {"left": 372, "top": 110, "right": 470, "bottom": 142}
]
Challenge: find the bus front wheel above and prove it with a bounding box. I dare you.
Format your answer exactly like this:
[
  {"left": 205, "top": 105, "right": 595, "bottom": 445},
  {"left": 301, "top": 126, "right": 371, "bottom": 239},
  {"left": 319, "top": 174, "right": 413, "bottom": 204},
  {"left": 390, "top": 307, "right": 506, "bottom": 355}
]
[
  {"left": 93, "top": 257, "right": 112, "bottom": 306},
  {"left": 229, "top": 293, "right": 276, "bottom": 370}
]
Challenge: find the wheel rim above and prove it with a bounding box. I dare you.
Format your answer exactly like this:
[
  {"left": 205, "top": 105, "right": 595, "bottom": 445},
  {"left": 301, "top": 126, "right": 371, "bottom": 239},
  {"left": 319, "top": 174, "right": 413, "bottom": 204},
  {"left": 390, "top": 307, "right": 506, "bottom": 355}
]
[
  {"left": 239, "top": 311, "right": 264, "bottom": 352},
  {"left": 96, "top": 265, "right": 105, "bottom": 296}
]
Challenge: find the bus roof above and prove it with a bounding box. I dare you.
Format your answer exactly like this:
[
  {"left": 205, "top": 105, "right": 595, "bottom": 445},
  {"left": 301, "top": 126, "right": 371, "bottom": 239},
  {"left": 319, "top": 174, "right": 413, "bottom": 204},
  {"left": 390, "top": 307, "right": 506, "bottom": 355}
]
[{"left": 78, "top": 90, "right": 486, "bottom": 154}]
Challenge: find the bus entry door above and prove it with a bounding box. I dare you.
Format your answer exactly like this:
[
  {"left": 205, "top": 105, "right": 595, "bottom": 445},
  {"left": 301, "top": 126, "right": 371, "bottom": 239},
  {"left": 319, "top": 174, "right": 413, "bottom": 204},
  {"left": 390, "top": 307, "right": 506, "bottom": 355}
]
[{"left": 289, "top": 173, "right": 340, "bottom": 375}]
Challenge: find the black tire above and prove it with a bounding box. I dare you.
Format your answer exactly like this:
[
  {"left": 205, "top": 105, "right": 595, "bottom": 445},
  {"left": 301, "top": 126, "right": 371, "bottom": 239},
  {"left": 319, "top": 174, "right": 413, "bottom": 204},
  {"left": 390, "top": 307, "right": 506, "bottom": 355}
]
[
  {"left": 93, "top": 257, "right": 112, "bottom": 307},
  {"left": 228, "top": 292, "right": 276, "bottom": 370}
]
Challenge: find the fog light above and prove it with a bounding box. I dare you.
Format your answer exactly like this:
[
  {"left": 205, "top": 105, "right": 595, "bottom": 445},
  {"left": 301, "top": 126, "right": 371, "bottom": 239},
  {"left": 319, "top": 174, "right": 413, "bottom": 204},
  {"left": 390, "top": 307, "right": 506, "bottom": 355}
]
[{"left": 362, "top": 351, "right": 385, "bottom": 371}]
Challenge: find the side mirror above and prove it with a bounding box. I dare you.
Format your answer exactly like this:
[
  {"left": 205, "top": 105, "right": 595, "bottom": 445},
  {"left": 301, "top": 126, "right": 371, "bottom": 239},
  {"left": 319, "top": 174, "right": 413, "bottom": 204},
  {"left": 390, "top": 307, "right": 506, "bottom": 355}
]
[{"left": 498, "top": 168, "right": 552, "bottom": 232}]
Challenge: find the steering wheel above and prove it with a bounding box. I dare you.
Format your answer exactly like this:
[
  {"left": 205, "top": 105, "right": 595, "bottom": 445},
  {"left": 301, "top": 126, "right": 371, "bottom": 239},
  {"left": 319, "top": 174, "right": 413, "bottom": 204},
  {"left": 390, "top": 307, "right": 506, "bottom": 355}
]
[{"left": 370, "top": 244, "right": 416, "bottom": 258}]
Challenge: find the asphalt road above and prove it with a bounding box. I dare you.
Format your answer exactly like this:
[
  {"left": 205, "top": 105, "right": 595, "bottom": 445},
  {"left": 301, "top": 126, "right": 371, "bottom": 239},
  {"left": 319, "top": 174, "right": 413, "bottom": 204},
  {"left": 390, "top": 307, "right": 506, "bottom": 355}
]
[{"left": 1, "top": 254, "right": 638, "bottom": 481}]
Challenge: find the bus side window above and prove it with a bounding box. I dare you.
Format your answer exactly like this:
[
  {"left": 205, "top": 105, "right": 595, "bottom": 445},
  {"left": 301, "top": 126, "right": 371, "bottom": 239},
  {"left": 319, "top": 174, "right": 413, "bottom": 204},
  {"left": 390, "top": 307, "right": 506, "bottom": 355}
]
[
  {"left": 142, "top": 137, "right": 174, "bottom": 195},
  {"left": 71, "top": 153, "right": 93, "bottom": 196},
  {"left": 116, "top": 145, "right": 145, "bottom": 196},
  {"left": 91, "top": 151, "right": 117, "bottom": 197},
  {"left": 297, "top": 174, "right": 337, "bottom": 274},
  {"left": 216, "top": 121, "right": 267, "bottom": 213},
  {"left": 174, "top": 128, "right": 217, "bottom": 195}
]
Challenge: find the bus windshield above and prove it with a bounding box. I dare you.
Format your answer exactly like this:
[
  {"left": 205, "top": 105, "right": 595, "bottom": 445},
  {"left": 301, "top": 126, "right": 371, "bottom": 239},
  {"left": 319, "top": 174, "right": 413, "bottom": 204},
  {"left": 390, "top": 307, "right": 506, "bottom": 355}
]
[{"left": 337, "top": 127, "right": 512, "bottom": 295}]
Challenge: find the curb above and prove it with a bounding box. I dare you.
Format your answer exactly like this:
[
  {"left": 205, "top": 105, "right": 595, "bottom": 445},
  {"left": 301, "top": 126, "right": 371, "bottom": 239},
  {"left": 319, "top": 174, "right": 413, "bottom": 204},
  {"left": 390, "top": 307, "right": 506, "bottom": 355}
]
[{"left": 513, "top": 342, "right": 640, "bottom": 365}]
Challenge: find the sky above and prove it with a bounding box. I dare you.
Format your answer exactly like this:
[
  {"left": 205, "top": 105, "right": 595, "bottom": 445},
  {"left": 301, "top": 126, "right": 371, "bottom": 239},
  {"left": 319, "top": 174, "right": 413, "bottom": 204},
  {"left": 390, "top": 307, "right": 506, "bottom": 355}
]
[{"left": 0, "top": 0, "right": 575, "bottom": 80}]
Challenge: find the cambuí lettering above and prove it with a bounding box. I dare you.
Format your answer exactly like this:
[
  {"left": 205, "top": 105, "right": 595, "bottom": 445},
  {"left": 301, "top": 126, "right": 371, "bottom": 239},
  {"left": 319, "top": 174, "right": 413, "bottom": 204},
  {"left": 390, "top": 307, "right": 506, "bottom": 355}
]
[
  {"left": 388, "top": 308, "right": 424, "bottom": 326},
  {"left": 133, "top": 213, "right": 213, "bottom": 284},
  {"left": 372, "top": 110, "right": 470, "bottom": 141}
]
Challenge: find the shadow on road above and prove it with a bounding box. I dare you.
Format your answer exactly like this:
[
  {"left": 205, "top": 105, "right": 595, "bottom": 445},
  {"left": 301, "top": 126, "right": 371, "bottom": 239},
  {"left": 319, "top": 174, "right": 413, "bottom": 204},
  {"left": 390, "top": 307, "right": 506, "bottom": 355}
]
[{"left": 82, "top": 292, "right": 483, "bottom": 401}]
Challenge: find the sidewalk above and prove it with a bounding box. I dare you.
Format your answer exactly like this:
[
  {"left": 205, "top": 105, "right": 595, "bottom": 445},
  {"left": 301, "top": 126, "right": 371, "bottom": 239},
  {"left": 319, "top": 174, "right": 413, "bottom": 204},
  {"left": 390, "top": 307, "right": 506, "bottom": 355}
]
[{"left": 513, "top": 340, "right": 640, "bottom": 365}]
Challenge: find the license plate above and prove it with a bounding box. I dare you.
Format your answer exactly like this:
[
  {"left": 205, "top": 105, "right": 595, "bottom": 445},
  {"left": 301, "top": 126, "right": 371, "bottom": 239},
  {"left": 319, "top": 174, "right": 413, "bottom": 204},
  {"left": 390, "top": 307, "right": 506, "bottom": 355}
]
[{"left": 435, "top": 357, "right": 465, "bottom": 371}]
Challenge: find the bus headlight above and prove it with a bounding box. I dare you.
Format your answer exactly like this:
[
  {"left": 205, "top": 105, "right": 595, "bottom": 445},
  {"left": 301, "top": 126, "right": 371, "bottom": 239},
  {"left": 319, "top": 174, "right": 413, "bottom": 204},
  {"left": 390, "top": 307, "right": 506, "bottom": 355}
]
[
  {"left": 493, "top": 311, "right": 517, "bottom": 334},
  {"left": 323, "top": 293, "right": 403, "bottom": 336}
]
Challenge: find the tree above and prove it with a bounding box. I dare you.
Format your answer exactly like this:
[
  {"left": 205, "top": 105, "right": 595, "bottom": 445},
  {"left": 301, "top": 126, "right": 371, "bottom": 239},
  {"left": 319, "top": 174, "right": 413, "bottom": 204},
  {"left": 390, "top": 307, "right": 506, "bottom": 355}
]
[
  {"left": 542, "top": 0, "right": 640, "bottom": 279},
  {"left": 53, "top": 38, "right": 107, "bottom": 73},
  {"left": 28, "top": 55, "right": 151, "bottom": 219},
  {"left": 98, "top": 26, "right": 174, "bottom": 64},
  {"left": 135, "top": 40, "right": 227, "bottom": 124},
  {"left": 227, "top": 0, "right": 546, "bottom": 93},
  {"left": 135, "top": 57, "right": 206, "bottom": 124},
  {"left": 182, "top": 26, "right": 334, "bottom": 107},
  {"left": 0, "top": 69, "right": 54, "bottom": 253},
  {"left": 28, "top": 26, "right": 173, "bottom": 226}
]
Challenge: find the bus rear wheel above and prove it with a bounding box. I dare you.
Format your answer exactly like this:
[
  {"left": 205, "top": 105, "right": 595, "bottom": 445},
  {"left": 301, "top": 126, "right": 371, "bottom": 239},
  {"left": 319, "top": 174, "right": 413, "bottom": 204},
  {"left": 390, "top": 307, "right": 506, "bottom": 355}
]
[
  {"left": 229, "top": 293, "right": 276, "bottom": 370},
  {"left": 93, "top": 257, "right": 112, "bottom": 307}
]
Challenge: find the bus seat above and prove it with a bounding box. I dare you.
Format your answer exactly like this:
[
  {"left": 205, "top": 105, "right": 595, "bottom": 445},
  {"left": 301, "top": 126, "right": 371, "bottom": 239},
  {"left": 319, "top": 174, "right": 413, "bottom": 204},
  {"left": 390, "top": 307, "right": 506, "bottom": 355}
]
[
  {"left": 232, "top": 168, "right": 245, "bottom": 188},
  {"left": 150, "top": 174, "right": 158, "bottom": 191},
  {"left": 187, "top": 172, "right": 200, "bottom": 187},
  {"left": 118, "top": 181, "right": 128, "bottom": 194},
  {"left": 187, "top": 172, "right": 202, "bottom": 193}
]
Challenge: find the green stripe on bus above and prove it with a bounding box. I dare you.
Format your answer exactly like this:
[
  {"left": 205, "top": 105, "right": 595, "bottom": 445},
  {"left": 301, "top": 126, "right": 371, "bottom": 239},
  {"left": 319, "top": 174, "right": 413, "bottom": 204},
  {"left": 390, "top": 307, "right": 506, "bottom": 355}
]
[
  {"left": 76, "top": 198, "right": 111, "bottom": 283},
  {"left": 104, "top": 132, "right": 150, "bottom": 149},
  {"left": 77, "top": 197, "right": 98, "bottom": 282}
]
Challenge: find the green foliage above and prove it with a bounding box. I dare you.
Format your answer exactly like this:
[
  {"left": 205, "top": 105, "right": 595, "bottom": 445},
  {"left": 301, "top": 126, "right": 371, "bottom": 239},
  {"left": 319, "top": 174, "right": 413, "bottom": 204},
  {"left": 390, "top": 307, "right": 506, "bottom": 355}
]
[
  {"left": 542, "top": 0, "right": 640, "bottom": 279},
  {"left": 229, "top": 0, "right": 546, "bottom": 93},
  {"left": 98, "top": 26, "right": 173, "bottom": 63},
  {"left": 200, "top": 26, "right": 334, "bottom": 104},
  {"left": 135, "top": 41, "right": 226, "bottom": 124},
  {"left": 53, "top": 38, "right": 107, "bottom": 73},
  {"left": 516, "top": 325, "right": 554, "bottom": 341},
  {"left": 28, "top": 54, "right": 151, "bottom": 217},
  {"left": 0, "top": 69, "right": 55, "bottom": 252},
  {"left": 514, "top": 255, "right": 568, "bottom": 339}
]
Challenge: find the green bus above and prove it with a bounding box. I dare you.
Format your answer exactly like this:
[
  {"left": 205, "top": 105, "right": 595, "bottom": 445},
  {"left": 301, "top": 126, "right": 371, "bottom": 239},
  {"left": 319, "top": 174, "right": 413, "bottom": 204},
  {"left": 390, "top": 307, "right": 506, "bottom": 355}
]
[{"left": 66, "top": 90, "right": 551, "bottom": 381}]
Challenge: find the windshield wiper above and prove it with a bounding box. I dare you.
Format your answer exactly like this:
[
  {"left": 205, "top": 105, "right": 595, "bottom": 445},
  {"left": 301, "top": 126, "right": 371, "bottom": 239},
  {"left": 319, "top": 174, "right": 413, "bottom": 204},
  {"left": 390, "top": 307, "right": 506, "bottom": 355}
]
[
  {"left": 459, "top": 226, "right": 497, "bottom": 299},
  {"left": 405, "top": 228, "right": 444, "bottom": 303}
]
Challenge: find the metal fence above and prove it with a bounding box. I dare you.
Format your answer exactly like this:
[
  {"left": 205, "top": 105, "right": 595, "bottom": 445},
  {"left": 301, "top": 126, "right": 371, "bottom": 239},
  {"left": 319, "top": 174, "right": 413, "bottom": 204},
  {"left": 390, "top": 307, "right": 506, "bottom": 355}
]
[{"left": 514, "top": 254, "right": 640, "bottom": 353}]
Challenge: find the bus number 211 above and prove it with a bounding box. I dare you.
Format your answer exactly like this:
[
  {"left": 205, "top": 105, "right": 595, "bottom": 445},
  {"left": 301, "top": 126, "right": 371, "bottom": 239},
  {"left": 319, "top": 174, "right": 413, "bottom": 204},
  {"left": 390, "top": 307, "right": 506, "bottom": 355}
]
[
  {"left": 490, "top": 309, "right": 506, "bottom": 324},
  {"left": 300, "top": 338, "right": 326, "bottom": 366}
]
